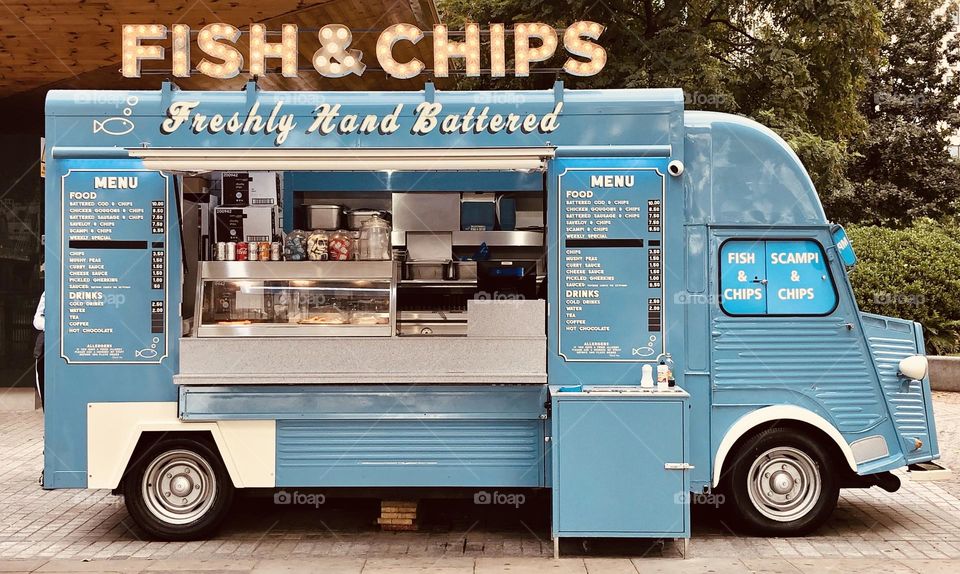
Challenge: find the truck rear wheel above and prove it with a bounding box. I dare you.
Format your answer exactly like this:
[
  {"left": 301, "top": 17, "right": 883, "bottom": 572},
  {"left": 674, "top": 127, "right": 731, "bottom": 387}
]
[
  {"left": 123, "top": 436, "right": 234, "bottom": 540},
  {"left": 722, "top": 428, "right": 839, "bottom": 536}
]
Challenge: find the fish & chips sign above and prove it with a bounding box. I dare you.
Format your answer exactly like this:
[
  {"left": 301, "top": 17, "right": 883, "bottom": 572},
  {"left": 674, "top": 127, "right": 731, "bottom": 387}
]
[{"left": 121, "top": 21, "right": 607, "bottom": 80}]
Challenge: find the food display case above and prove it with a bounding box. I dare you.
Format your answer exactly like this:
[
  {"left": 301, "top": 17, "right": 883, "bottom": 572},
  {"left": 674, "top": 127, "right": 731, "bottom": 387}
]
[{"left": 195, "top": 261, "right": 395, "bottom": 337}]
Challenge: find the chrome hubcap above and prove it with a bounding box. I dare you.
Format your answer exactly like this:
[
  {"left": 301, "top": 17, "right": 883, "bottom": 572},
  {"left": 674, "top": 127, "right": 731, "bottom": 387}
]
[
  {"left": 141, "top": 449, "right": 217, "bottom": 525},
  {"left": 747, "top": 446, "right": 821, "bottom": 522}
]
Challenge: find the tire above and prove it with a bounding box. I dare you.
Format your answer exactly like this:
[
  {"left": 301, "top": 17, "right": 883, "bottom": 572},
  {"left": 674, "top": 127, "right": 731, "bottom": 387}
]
[
  {"left": 122, "top": 436, "right": 235, "bottom": 541},
  {"left": 721, "top": 427, "right": 839, "bottom": 536}
]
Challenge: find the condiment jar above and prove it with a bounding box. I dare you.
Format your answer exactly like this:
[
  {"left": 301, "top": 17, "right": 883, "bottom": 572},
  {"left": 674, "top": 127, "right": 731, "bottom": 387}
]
[
  {"left": 306, "top": 230, "right": 329, "bottom": 261},
  {"left": 327, "top": 230, "right": 353, "bottom": 261},
  {"left": 284, "top": 230, "right": 309, "bottom": 261},
  {"left": 359, "top": 215, "right": 392, "bottom": 260}
]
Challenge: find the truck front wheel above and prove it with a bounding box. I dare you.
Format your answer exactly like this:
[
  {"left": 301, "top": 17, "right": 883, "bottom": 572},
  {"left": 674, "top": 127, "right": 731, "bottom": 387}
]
[
  {"left": 123, "top": 436, "right": 234, "bottom": 540},
  {"left": 722, "top": 428, "right": 839, "bottom": 536}
]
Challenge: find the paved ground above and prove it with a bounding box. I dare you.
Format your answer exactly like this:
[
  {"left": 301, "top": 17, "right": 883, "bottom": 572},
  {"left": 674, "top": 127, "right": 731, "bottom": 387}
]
[{"left": 0, "top": 392, "right": 958, "bottom": 572}]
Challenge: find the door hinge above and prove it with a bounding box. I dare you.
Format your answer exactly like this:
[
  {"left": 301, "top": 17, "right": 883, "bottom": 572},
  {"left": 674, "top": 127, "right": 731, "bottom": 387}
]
[{"left": 664, "top": 462, "right": 695, "bottom": 470}]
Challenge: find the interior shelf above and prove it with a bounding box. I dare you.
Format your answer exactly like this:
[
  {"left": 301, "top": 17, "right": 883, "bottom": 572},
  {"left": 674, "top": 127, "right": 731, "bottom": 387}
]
[{"left": 393, "top": 230, "right": 544, "bottom": 247}]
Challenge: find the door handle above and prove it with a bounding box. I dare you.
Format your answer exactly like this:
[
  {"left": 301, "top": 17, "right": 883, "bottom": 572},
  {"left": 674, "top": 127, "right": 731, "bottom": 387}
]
[{"left": 664, "top": 463, "right": 695, "bottom": 470}]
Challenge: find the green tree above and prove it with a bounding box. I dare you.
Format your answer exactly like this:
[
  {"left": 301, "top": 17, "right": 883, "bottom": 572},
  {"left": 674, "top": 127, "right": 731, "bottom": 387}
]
[
  {"left": 438, "top": 0, "right": 885, "bottom": 211},
  {"left": 843, "top": 0, "right": 960, "bottom": 226}
]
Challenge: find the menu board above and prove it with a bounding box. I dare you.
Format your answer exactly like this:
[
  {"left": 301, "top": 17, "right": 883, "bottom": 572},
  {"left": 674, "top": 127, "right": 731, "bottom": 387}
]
[
  {"left": 720, "top": 239, "right": 837, "bottom": 316},
  {"left": 558, "top": 168, "right": 664, "bottom": 361},
  {"left": 60, "top": 169, "right": 169, "bottom": 363}
]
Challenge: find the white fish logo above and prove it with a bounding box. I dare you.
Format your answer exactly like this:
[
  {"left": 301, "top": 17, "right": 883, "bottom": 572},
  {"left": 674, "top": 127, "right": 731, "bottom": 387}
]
[
  {"left": 135, "top": 347, "right": 158, "bottom": 359},
  {"left": 93, "top": 117, "right": 135, "bottom": 136}
]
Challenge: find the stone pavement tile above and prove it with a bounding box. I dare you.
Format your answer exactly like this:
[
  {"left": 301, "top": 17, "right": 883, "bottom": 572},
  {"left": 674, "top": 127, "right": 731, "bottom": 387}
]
[
  {"left": 738, "top": 558, "right": 801, "bottom": 574},
  {"left": 363, "top": 557, "right": 474, "bottom": 574},
  {"left": 142, "top": 559, "right": 257, "bottom": 571},
  {"left": 787, "top": 558, "right": 915, "bottom": 573},
  {"left": 628, "top": 558, "right": 748, "bottom": 573},
  {"left": 899, "top": 559, "right": 960, "bottom": 573},
  {"left": 808, "top": 541, "right": 842, "bottom": 558},
  {"left": 582, "top": 557, "right": 638, "bottom": 574},
  {"left": 476, "top": 557, "right": 585, "bottom": 574},
  {"left": 742, "top": 537, "right": 779, "bottom": 558},
  {"left": 905, "top": 540, "right": 950, "bottom": 559},
  {"left": 0, "top": 559, "right": 45, "bottom": 572},
  {"left": 519, "top": 540, "right": 544, "bottom": 557},
  {"left": 783, "top": 539, "right": 821, "bottom": 558},
  {"left": 250, "top": 558, "right": 364, "bottom": 574},
  {"left": 765, "top": 538, "right": 801, "bottom": 558},
  {"left": 35, "top": 558, "right": 155, "bottom": 572}
]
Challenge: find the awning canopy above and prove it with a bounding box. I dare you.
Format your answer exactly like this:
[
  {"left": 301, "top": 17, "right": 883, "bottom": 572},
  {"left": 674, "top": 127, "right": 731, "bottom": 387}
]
[{"left": 126, "top": 147, "right": 556, "bottom": 172}]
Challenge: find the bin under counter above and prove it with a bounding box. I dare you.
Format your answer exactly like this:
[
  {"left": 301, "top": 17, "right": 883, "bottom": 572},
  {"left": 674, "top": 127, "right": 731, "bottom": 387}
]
[{"left": 176, "top": 299, "right": 546, "bottom": 385}]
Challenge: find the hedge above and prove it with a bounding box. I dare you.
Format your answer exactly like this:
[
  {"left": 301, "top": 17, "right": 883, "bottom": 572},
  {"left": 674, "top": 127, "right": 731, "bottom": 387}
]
[{"left": 847, "top": 219, "right": 960, "bottom": 354}]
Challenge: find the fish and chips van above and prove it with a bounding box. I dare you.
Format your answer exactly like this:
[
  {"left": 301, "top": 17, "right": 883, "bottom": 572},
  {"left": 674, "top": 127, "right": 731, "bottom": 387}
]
[{"left": 43, "top": 79, "right": 943, "bottom": 554}]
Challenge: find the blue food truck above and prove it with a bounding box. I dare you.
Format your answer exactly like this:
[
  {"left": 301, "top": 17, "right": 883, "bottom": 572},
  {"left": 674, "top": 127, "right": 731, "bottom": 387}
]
[{"left": 44, "top": 82, "right": 940, "bottom": 551}]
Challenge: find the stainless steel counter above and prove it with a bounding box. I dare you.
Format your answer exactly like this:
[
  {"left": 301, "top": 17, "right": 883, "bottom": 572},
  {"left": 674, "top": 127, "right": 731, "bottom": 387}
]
[{"left": 176, "top": 300, "right": 547, "bottom": 386}]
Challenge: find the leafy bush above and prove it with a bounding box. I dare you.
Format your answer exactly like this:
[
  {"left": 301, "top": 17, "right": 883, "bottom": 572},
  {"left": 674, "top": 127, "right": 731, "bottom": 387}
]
[{"left": 848, "top": 219, "right": 960, "bottom": 354}]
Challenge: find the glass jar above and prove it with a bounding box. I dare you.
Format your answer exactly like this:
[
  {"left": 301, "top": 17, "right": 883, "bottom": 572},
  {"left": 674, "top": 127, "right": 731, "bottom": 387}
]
[
  {"left": 327, "top": 230, "right": 353, "bottom": 261},
  {"left": 306, "top": 230, "right": 329, "bottom": 261},
  {"left": 283, "top": 230, "right": 308, "bottom": 261},
  {"left": 359, "top": 215, "right": 392, "bottom": 260}
]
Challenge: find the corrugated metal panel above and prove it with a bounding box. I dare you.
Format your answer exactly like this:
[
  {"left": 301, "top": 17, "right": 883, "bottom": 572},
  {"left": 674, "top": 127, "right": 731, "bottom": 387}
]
[
  {"left": 276, "top": 419, "right": 544, "bottom": 487},
  {"left": 861, "top": 314, "right": 931, "bottom": 461},
  {"left": 712, "top": 317, "right": 886, "bottom": 432}
]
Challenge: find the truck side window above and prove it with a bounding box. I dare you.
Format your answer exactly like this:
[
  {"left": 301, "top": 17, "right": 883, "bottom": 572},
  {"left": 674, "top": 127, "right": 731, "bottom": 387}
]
[{"left": 719, "top": 239, "right": 837, "bottom": 316}]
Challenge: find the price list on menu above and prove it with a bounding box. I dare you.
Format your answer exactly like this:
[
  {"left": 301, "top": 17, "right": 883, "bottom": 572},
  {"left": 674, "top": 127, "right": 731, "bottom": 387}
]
[
  {"left": 558, "top": 168, "right": 664, "bottom": 361},
  {"left": 60, "top": 169, "right": 168, "bottom": 363}
]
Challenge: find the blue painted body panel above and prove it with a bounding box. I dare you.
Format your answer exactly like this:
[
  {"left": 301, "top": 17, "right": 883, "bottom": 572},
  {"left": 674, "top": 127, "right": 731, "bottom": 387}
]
[
  {"left": 43, "top": 159, "right": 182, "bottom": 488},
  {"left": 861, "top": 313, "right": 938, "bottom": 464},
  {"left": 43, "top": 85, "right": 939, "bottom": 498},
  {"left": 276, "top": 418, "right": 544, "bottom": 487}
]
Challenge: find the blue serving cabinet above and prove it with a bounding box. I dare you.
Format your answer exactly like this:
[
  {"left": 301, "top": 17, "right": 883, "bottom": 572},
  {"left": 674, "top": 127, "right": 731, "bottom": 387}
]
[{"left": 551, "top": 386, "right": 691, "bottom": 556}]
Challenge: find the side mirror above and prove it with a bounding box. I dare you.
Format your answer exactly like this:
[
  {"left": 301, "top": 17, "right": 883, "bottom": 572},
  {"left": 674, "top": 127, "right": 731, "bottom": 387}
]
[{"left": 898, "top": 355, "right": 928, "bottom": 381}]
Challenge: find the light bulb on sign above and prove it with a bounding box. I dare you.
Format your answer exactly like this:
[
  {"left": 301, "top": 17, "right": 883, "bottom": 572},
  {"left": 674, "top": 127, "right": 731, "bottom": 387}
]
[
  {"left": 514, "top": 22, "right": 557, "bottom": 77},
  {"left": 376, "top": 23, "right": 424, "bottom": 80},
  {"left": 195, "top": 23, "right": 242, "bottom": 79},
  {"left": 312, "top": 24, "right": 365, "bottom": 78},
  {"left": 249, "top": 23, "right": 298, "bottom": 78},
  {"left": 432, "top": 23, "right": 480, "bottom": 77},
  {"left": 171, "top": 24, "right": 190, "bottom": 77},
  {"left": 563, "top": 20, "right": 607, "bottom": 77},
  {"left": 121, "top": 23, "right": 167, "bottom": 78},
  {"left": 489, "top": 23, "right": 506, "bottom": 77}
]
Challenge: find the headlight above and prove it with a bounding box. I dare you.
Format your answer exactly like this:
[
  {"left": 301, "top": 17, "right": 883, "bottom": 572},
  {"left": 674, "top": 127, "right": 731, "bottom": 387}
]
[{"left": 898, "top": 355, "right": 928, "bottom": 380}]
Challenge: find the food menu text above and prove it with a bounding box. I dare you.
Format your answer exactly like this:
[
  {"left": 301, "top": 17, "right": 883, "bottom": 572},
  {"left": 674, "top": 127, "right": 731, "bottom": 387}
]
[
  {"left": 558, "top": 168, "right": 664, "bottom": 361},
  {"left": 60, "top": 170, "right": 168, "bottom": 363}
]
